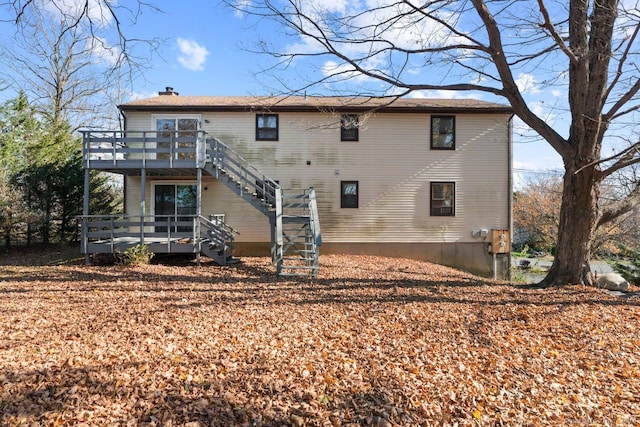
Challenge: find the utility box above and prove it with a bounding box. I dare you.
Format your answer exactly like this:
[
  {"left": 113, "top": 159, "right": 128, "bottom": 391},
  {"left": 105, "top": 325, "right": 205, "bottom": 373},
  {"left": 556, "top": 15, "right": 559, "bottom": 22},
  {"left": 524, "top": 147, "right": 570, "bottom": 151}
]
[{"left": 491, "top": 229, "right": 510, "bottom": 254}]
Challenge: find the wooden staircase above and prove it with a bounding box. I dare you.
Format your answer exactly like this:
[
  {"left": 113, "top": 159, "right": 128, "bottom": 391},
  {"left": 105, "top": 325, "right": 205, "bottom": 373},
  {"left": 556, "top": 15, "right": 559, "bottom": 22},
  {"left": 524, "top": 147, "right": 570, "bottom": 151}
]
[
  {"left": 274, "top": 189, "right": 322, "bottom": 277},
  {"left": 202, "top": 137, "right": 321, "bottom": 277},
  {"left": 197, "top": 215, "right": 240, "bottom": 266}
]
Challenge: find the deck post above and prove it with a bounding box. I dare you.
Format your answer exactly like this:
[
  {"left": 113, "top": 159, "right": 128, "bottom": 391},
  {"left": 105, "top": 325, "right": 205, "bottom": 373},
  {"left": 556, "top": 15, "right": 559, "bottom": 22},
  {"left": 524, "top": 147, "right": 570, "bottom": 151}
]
[
  {"left": 140, "top": 168, "right": 146, "bottom": 245},
  {"left": 83, "top": 162, "right": 90, "bottom": 265},
  {"left": 196, "top": 168, "right": 202, "bottom": 265}
]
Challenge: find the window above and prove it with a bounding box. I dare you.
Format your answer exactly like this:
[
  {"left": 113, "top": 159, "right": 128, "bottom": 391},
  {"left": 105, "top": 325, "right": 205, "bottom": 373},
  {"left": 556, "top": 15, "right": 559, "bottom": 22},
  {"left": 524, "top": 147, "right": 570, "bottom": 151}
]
[
  {"left": 341, "top": 181, "right": 359, "bottom": 208},
  {"left": 431, "top": 115, "right": 455, "bottom": 149},
  {"left": 154, "top": 183, "right": 197, "bottom": 232},
  {"left": 155, "top": 117, "right": 199, "bottom": 159},
  {"left": 430, "top": 182, "right": 455, "bottom": 216},
  {"left": 256, "top": 114, "right": 279, "bottom": 141},
  {"left": 341, "top": 114, "right": 359, "bottom": 141}
]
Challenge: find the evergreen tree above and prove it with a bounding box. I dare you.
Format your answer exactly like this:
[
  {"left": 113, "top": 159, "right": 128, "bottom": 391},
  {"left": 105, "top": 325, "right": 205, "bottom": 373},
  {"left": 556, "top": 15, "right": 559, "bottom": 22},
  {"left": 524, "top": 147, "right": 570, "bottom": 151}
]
[
  {"left": 0, "top": 93, "right": 121, "bottom": 247},
  {"left": 0, "top": 92, "right": 44, "bottom": 247}
]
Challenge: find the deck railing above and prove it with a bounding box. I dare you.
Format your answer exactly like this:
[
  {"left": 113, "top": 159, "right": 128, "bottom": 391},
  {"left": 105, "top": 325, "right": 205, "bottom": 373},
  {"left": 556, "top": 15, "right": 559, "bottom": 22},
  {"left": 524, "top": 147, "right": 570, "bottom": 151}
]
[
  {"left": 207, "top": 137, "right": 280, "bottom": 209},
  {"left": 81, "top": 130, "right": 208, "bottom": 168},
  {"left": 78, "top": 214, "right": 235, "bottom": 255}
]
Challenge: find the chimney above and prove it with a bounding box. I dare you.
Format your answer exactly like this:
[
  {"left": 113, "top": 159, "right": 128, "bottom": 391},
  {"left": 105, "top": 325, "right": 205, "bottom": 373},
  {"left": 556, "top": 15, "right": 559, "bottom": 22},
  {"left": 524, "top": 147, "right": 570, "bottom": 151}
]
[{"left": 159, "top": 86, "right": 179, "bottom": 96}]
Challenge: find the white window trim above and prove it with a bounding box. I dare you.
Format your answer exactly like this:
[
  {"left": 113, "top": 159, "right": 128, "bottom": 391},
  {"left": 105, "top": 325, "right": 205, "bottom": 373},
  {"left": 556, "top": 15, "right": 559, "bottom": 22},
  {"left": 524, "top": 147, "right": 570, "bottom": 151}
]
[{"left": 150, "top": 114, "right": 202, "bottom": 129}]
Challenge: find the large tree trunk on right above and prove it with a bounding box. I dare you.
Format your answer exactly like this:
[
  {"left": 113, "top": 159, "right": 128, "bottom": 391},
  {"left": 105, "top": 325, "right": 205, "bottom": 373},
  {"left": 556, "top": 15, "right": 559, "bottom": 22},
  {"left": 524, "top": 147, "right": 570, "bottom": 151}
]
[{"left": 538, "top": 160, "right": 600, "bottom": 287}]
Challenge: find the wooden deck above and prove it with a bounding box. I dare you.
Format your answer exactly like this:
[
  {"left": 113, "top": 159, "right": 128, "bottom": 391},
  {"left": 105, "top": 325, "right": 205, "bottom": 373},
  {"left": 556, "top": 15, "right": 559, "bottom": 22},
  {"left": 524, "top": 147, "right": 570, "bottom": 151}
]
[
  {"left": 82, "top": 130, "right": 207, "bottom": 172},
  {"left": 79, "top": 215, "right": 205, "bottom": 255}
]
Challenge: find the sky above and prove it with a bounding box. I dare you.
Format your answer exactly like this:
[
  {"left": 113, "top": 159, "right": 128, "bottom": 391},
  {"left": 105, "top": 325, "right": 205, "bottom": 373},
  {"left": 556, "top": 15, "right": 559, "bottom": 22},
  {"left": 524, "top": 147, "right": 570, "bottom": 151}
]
[{"left": 0, "top": 0, "right": 568, "bottom": 178}]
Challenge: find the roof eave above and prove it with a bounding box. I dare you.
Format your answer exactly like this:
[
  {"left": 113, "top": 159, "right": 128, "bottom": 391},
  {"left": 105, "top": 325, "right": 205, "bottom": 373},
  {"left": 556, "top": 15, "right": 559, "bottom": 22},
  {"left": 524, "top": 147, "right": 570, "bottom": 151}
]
[{"left": 118, "top": 104, "right": 513, "bottom": 114}]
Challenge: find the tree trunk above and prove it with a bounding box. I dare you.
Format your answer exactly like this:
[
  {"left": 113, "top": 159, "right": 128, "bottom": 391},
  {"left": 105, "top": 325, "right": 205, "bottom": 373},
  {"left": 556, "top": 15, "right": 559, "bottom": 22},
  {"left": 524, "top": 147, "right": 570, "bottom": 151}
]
[{"left": 538, "top": 160, "right": 600, "bottom": 287}]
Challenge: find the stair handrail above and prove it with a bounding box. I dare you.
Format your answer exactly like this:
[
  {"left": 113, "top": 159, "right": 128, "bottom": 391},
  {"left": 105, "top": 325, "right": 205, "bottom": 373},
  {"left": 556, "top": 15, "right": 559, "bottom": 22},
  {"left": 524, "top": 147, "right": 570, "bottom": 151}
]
[
  {"left": 308, "top": 187, "right": 322, "bottom": 248},
  {"left": 273, "top": 187, "right": 284, "bottom": 272},
  {"left": 207, "top": 136, "right": 280, "bottom": 208},
  {"left": 197, "top": 214, "right": 239, "bottom": 246}
]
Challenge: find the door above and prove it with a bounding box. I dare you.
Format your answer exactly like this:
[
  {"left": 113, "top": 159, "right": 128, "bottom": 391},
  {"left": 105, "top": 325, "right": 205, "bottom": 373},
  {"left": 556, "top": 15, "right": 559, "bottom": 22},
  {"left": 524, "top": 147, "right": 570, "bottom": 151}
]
[
  {"left": 154, "top": 184, "right": 197, "bottom": 233},
  {"left": 155, "top": 117, "right": 199, "bottom": 159}
]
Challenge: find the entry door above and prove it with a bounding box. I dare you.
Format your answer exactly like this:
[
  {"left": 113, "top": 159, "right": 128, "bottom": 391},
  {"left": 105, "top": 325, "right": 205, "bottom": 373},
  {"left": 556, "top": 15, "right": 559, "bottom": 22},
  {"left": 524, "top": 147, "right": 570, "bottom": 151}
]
[
  {"left": 156, "top": 118, "right": 199, "bottom": 159},
  {"left": 154, "top": 184, "right": 197, "bottom": 232}
]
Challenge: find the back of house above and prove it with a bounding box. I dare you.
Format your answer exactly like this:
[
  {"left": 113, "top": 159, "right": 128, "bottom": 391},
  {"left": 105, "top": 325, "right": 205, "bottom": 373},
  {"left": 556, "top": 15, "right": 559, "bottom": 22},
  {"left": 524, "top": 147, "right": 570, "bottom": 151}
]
[{"left": 83, "top": 89, "right": 513, "bottom": 278}]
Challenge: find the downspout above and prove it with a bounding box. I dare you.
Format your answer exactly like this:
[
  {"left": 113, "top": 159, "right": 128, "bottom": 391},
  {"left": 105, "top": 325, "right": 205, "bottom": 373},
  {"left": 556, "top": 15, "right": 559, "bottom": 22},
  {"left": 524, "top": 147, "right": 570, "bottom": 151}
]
[{"left": 507, "top": 113, "right": 515, "bottom": 281}]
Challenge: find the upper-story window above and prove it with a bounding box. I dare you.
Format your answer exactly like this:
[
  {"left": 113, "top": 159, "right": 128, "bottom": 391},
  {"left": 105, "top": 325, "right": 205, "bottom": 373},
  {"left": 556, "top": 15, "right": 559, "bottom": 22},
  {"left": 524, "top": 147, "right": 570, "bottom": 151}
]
[
  {"left": 340, "top": 114, "right": 359, "bottom": 141},
  {"left": 256, "top": 114, "right": 279, "bottom": 141},
  {"left": 431, "top": 115, "right": 455, "bottom": 149},
  {"left": 430, "top": 182, "right": 455, "bottom": 216}
]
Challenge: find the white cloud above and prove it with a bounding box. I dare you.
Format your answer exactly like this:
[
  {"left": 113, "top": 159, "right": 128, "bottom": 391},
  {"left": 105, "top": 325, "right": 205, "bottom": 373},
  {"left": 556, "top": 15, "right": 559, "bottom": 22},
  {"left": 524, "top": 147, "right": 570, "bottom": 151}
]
[
  {"left": 176, "top": 38, "right": 209, "bottom": 71},
  {"left": 304, "top": 0, "right": 349, "bottom": 14},
  {"left": 320, "top": 60, "right": 371, "bottom": 83},
  {"left": 40, "top": 0, "right": 113, "bottom": 27},
  {"left": 88, "top": 36, "right": 120, "bottom": 66},
  {"left": 234, "top": 0, "right": 349, "bottom": 18},
  {"left": 286, "top": 1, "right": 462, "bottom": 54},
  {"left": 409, "top": 90, "right": 481, "bottom": 100},
  {"left": 284, "top": 0, "right": 468, "bottom": 85},
  {"left": 515, "top": 73, "right": 540, "bottom": 94},
  {"left": 233, "top": 0, "right": 252, "bottom": 17},
  {"left": 127, "top": 90, "right": 157, "bottom": 101}
]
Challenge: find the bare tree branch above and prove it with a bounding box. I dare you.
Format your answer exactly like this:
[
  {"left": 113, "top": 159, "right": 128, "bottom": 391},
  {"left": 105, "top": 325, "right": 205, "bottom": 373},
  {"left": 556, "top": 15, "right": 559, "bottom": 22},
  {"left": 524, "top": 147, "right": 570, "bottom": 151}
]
[
  {"left": 471, "top": 0, "right": 569, "bottom": 157},
  {"left": 536, "top": 0, "right": 578, "bottom": 63},
  {"left": 599, "top": 182, "right": 640, "bottom": 227},
  {"left": 230, "top": 0, "right": 640, "bottom": 286}
]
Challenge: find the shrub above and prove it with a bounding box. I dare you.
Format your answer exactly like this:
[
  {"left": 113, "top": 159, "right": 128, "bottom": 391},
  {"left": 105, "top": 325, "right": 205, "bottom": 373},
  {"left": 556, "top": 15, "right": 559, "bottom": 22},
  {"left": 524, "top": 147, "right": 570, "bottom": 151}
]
[{"left": 117, "top": 244, "right": 154, "bottom": 266}]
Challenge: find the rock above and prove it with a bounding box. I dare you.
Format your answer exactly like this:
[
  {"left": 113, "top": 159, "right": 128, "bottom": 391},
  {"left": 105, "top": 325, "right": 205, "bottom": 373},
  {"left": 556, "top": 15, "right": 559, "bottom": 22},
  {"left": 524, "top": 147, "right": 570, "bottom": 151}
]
[{"left": 596, "top": 272, "right": 629, "bottom": 292}]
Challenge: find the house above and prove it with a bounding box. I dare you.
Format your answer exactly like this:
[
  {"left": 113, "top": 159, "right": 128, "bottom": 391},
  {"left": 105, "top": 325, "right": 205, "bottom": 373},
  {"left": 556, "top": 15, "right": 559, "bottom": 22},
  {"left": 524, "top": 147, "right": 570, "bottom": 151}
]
[{"left": 80, "top": 89, "right": 514, "bottom": 278}]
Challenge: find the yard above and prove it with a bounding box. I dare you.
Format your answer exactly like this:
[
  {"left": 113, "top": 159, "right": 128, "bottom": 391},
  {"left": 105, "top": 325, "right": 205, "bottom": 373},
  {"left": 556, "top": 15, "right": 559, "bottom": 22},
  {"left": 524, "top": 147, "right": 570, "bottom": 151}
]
[{"left": 1, "top": 249, "right": 639, "bottom": 426}]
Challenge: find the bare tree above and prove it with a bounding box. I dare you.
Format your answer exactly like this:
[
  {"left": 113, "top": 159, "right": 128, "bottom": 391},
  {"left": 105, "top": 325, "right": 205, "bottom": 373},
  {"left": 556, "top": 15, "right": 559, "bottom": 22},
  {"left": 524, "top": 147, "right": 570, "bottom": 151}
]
[
  {"left": 514, "top": 176, "right": 562, "bottom": 254},
  {"left": 0, "top": 0, "right": 160, "bottom": 130},
  {"left": 230, "top": 0, "right": 640, "bottom": 287},
  {"left": 514, "top": 173, "right": 640, "bottom": 257}
]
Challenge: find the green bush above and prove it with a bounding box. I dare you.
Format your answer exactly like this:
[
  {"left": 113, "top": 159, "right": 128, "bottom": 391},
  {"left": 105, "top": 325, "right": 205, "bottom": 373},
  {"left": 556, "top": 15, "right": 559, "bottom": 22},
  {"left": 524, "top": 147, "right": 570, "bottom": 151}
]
[{"left": 117, "top": 244, "right": 154, "bottom": 266}]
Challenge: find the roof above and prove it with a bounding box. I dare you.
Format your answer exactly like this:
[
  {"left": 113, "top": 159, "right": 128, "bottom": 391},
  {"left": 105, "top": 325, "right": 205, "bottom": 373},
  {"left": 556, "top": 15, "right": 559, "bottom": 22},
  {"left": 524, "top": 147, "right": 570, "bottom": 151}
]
[{"left": 119, "top": 95, "right": 513, "bottom": 114}]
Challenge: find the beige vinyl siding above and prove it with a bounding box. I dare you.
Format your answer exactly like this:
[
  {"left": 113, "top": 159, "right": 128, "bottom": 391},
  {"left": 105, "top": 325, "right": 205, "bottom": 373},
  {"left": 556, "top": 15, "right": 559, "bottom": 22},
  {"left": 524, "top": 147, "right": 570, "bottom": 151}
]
[
  {"left": 124, "top": 110, "right": 510, "bottom": 245},
  {"left": 200, "top": 111, "right": 510, "bottom": 244},
  {"left": 125, "top": 175, "right": 270, "bottom": 240}
]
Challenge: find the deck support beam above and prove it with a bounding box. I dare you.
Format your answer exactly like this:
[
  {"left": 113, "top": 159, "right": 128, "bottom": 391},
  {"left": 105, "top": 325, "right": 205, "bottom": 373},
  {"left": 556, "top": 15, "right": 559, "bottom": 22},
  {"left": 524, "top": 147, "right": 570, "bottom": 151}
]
[
  {"left": 196, "top": 168, "right": 202, "bottom": 266},
  {"left": 83, "top": 166, "right": 90, "bottom": 265},
  {"left": 140, "top": 169, "right": 146, "bottom": 245}
]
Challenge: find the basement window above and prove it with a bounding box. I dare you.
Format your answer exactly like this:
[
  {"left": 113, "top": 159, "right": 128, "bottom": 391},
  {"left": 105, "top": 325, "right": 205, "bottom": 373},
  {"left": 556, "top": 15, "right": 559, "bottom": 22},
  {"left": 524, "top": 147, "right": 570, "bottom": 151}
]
[
  {"left": 256, "top": 114, "right": 279, "bottom": 141},
  {"left": 430, "top": 182, "right": 455, "bottom": 216}
]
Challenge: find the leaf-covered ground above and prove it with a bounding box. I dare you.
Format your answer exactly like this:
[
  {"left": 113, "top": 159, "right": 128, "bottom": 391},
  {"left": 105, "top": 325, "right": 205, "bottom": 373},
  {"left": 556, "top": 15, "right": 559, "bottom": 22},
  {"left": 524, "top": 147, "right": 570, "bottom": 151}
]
[{"left": 1, "top": 251, "right": 639, "bottom": 426}]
